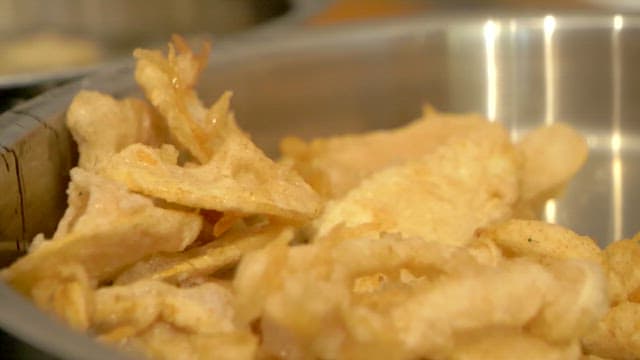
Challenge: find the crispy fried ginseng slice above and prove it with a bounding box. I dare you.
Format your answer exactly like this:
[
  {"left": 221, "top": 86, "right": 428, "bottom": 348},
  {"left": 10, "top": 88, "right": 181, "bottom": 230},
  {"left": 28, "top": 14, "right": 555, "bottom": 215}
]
[
  {"left": 133, "top": 35, "right": 213, "bottom": 164},
  {"left": 475, "top": 219, "right": 602, "bottom": 266},
  {"left": 100, "top": 137, "right": 321, "bottom": 222},
  {"left": 93, "top": 280, "right": 257, "bottom": 360},
  {"left": 2, "top": 168, "right": 202, "bottom": 294},
  {"left": 102, "top": 38, "right": 321, "bottom": 222},
  {"left": 515, "top": 123, "right": 588, "bottom": 219},
  {"left": 314, "top": 131, "right": 519, "bottom": 245},
  {"left": 114, "top": 224, "right": 294, "bottom": 285},
  {"left": 602, "top": 236, "right": 640, "bottom": 304},
  {"left": 280, "top": 107, "right": 507, "bottom": 199},
  {"left": 234, "top": 234, "right": 607, "bottom": 359},
  {"left": 582, "top": 301, "right": 640, "bottom": 360},
  {"left": 67, "top": 90, "right": 167, "bottom": 170}
]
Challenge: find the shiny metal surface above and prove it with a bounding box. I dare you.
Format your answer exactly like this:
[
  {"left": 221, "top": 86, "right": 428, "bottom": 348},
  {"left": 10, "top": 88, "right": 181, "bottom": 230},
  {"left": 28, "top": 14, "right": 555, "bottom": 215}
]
[{"left": 0, "top": 13, "right": 639, "bottom": 357}]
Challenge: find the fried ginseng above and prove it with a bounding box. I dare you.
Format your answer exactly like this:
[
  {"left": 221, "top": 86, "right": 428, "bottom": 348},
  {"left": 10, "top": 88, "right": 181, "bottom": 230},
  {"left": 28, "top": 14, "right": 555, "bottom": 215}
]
[
  {"left": 114, "top": 223, "right": 295, "bottom": 285},
  {"left": 30, "top": 263, "right": 93, "bottom": 331},
  {"left": 476, "top": 219, "right": 602, "bottom": 266},
  {"left": 93, "top": 280, "right": 257, "bottom": 360},
  {"left": 280, "top": 106, "right": 508, "bottom": 199},
  {"left": 234, "top": 233, "right": 607, "bottom": 360},
  {"left": 602, "top": 236, "right": 640, "bottom": 304},
  {"left": 4, "top": 33, "right": 608, "bottom": 360},
  {"left": 133, "top": 35, "right": 212, "bottom": 164},
  {"left": 450, "top": 330, "right": 582, "bottom": 360},
  {"left": 100, "top": 137, "right": 320, "bottom": 222},
  {"left": 581, "top": 236, "right": 640, "bottom": 359},
  {"left": 67, "top": 90, "right": 167, "bottom": 170},
  {"left": 2, "top": 168, "right": 202, "bottom": 294},
  {"left": 514, "top": 123, "right": 588, "bottom": 218},
  {"left": 102, "top": 38, "right": 321, "bottom": 222},
  {"left": 314, "top": 130, "right": 519, "bottom": 245},
  {"left": 582, "top": 301, "right": 640, "bottom": 360},
  {"left": 124, "top": 324, "right": 256, "bottom": 360},
  {"left": 93, "top": 280, "right": 235, "bottom": 336}
]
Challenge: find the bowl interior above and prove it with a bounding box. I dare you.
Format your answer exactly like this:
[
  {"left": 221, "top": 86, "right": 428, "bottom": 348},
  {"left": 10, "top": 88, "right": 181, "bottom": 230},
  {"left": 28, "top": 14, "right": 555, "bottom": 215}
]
[{"left": 0, "top": 14, "right": 638, "bottom": 358}]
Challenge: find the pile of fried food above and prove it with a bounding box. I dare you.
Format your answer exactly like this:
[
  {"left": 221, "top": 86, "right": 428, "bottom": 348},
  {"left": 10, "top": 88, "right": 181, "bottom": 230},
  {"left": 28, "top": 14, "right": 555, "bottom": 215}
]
[{"left": 2, "top": 36, "right": 640, "bottom": 360}]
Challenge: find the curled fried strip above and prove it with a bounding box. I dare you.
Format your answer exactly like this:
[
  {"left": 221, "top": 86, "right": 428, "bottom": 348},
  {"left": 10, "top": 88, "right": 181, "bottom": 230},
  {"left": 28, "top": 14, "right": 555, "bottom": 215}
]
[
  {"left": 114, "top": 224, "right": 294, "bottom": 285},
  {"left": 134, "top": 35, "right": 213, "bottom": 163}
]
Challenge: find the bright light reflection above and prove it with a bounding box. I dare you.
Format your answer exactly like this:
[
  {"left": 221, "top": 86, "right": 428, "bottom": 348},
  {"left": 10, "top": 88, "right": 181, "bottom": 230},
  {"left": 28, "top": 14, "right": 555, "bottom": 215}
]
[
  {"left": 611, "top": 16, "right": 624, "bottom": 241},
  {"left": 611, "top": 133, "right": 622, "bottom": 153},
  {"left": 543, "top": 15, "right": 556, "bottom": 126},
  {"left": 614, "top": 15, "right": 624, "bottom": 31},
  {"left": 483, "top": 20, "right": 500, "bottom": 122},
  {"left": 612, "top": 157, "right": 623, "bottom": 240},
  {"left": 545, "top": 199, "right": 557, "bottom": 224},
  {"left": 544, "top": 15, "right": 556, "bottom": 32}
]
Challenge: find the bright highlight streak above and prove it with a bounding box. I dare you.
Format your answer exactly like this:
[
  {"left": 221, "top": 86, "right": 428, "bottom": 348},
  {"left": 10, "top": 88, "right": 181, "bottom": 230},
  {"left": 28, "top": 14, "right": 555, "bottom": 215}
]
[
  {"left": 614, "top": 15, "right": 624, "bottom": 31},
  {"left": 543, "top": 15, "right": 556, "bottom": 126},
  {"left": 483, "top": 20, "right": 500, "bottom": 122},
  {"left": 612, "top": 158, "right": 623, "bottom": 240},
  {"left": 545, "top": 199, "right": 557, "bottom": 224},
  {"left": 544, "top": 15, "right": 556, "bottom": 33},
  {"left": 611, "top": 15, "right": 624, "bottom": 241},
  {"left": 611, "top": 133, "right": 622, "bottom": 153}
]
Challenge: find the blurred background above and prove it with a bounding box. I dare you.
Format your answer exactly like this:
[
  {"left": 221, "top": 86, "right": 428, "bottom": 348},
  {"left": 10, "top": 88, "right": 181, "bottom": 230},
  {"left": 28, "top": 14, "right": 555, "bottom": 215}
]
[
  {"left": 0, "top": 0, "right": 291, "bottom": 110},
  {"left": 1, "top": 0, "right": 639, "bottom": 358},
  {"left": 0, "top": 0, "right": 633, "bottom": 97}
]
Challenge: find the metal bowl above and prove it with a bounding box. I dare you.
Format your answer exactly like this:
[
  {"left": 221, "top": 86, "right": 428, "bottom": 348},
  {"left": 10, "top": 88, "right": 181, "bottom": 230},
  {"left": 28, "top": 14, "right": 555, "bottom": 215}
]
[{"left": 0, "top": 13, "right": 637, "bottom": 358}]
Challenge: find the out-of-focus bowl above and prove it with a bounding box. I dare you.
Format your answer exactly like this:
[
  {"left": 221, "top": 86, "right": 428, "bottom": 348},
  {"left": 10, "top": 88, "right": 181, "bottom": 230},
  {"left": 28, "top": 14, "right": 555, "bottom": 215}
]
[
  {"left": 0, "top": 13, "right": 638, "bottom": 358},
  {"left": 0, "top": 0, "right": 292, "bottom": 90}
]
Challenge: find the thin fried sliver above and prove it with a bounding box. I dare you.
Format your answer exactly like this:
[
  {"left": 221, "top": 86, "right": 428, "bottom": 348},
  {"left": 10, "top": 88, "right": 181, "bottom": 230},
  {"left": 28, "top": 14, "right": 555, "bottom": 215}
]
[
  {"left": 114, "top": 224, "right": 295, "bottom": 285},
  {"left": 476, "top": 219, "right": 602, "bottom": 266},
  {"left": 213, "top": 212, "right": 244, "bottom": 237},
  {"left": 133, "top": 35, "right": 212, "bottom": 163}
]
